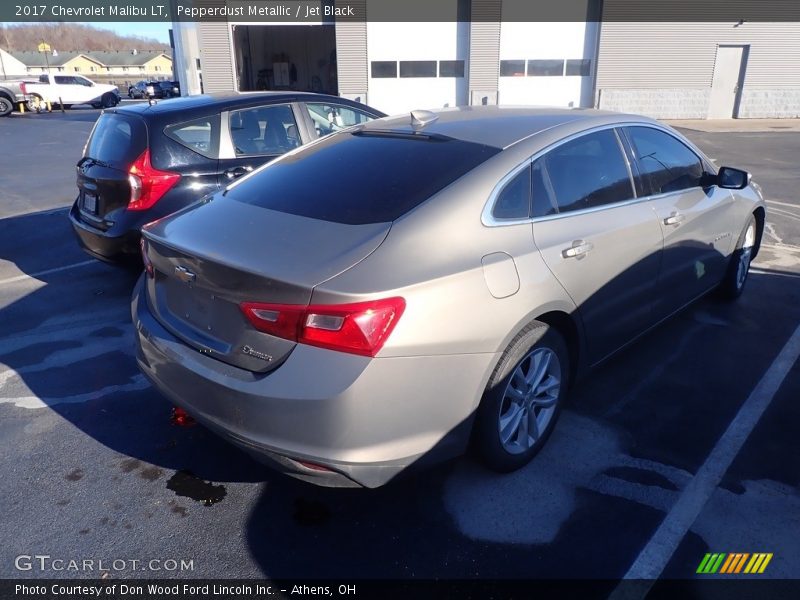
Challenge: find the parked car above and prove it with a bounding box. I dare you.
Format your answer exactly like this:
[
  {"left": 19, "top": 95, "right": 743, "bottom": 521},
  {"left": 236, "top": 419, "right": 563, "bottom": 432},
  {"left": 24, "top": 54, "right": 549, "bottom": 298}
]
[
  {"left": 129, "top": 81, "right": 178, "bottom": 100},
  {"left": 21, "top": 73, "right": 120, "bottom": 109},
  {"left": 160, "top": 81, "right": 180, "bottom": 98},
  {"left": 0, "top": 80, "right": 31, "bottom": 116},
  {"left": 133, "top": 107, "right": 766, "bottom": 488},
  {"left": 128, "top": 81, "right": 150, "bottom": 99},
  {"left": 69, "top": 92, "right": 384, "bottom": 263}
]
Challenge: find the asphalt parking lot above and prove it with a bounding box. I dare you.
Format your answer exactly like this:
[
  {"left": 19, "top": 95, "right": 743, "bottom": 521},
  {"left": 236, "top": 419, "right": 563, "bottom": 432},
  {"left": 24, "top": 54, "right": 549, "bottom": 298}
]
[{"left": 1, "top": 108, "right": 798, "bottom": 591}]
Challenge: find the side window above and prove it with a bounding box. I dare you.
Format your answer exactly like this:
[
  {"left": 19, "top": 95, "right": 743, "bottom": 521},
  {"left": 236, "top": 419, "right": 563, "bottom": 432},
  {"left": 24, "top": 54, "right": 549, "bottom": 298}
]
[
  {"left": 54, "top": 76, "right": 74, "bottom": 85},
  {"left": 543, "top": 129, "right": 634, "bottom": 214},
  {"left": 627, "top": 127, "right": 705, "bottom": 195},
  {"left": 165, "top": 115, "right": 220, "bottom": 159},
  {"left": 492, "top": 166, "right": 530, "bottom": 220},
  {"left": 305, "top": 102, "right": 376, "bottom": 139},
  {"left": 229, "top": 104, "right": 299, "bottom": 157},
  {"left": 531, "top": 158, "right": 558, "bottom": 217}
]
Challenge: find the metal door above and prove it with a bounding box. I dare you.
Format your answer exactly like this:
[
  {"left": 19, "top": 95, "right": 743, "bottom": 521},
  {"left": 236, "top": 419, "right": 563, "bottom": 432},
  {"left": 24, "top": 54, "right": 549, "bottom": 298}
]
[{"left": 708, "top": 45, "right": 748, "bottom": 119}]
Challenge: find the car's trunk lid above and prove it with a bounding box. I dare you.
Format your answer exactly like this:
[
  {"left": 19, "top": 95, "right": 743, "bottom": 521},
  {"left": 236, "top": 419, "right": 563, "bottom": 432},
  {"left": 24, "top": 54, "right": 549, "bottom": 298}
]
[{"left": 142, "top": 196, "right": 390, "bottom": 372}]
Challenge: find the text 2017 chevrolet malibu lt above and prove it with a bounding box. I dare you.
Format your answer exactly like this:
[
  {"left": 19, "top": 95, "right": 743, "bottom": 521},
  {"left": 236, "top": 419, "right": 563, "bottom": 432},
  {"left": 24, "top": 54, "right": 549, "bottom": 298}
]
[{"left": 133, "top": 107, "right": 765, "bottom": 488}]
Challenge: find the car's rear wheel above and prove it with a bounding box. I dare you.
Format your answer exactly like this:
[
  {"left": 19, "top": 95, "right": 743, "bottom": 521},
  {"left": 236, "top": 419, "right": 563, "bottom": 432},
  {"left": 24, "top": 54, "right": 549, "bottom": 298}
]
[
  {"left": 718, "top": 214, "right": 757, "bottom": 300},
  {"left": 26, "top": 94, "right": 45, "bottom": 113},
  {"left": 0, "top": 97, "right": 13, "bottom": 117},
  {"left": 474, "top": 321, "right": 569, "bottom": 472}
]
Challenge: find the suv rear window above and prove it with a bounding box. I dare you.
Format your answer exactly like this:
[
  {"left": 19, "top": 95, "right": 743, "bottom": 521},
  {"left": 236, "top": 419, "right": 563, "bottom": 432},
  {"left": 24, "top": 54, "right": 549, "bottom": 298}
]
[
  {"left": 85, "top": 113, "right": 146, "bottom": 169},
  {"left": 226, "top": 132, "right": 501, "bottom": 225}
]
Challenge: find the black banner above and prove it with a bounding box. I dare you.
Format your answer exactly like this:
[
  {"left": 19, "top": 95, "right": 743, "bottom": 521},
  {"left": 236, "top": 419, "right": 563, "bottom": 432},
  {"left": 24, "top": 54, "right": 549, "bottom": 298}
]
[
  {"left": 3, "top": 579, "right": 800, "bottom": 600},
  {"left": 2, "top": 0, "right": 800, "bottom": 23}
]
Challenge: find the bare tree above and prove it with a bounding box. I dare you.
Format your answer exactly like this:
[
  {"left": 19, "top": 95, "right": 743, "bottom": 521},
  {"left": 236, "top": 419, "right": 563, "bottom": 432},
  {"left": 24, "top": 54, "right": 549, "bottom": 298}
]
[{"left": 1, "top": 23, "right": 169, "bottom": 52}]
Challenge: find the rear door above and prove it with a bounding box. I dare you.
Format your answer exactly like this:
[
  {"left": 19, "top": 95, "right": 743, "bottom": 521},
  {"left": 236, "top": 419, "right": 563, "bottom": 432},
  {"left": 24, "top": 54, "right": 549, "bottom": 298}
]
[
  {"left": 76, "top": 112, "right": 147, "bottom": 226},
  {"left": 622, "top": 126, "right": 737, "bottom": 318},
  {"left": 155, "top": 114, "right": 222, "bottom": 212},
  {"left": 531, "top": 128, "right": 665, "bottom": 364},
  {"left": 217, "top": 102, "right": 305, "bottom": 184}
]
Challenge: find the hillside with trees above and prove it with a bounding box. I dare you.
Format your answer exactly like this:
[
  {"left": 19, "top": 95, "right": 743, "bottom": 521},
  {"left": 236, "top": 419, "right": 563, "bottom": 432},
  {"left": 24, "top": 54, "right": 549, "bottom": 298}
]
[{"left": 0, "top": 23, "right": 169, "bottom": 52}]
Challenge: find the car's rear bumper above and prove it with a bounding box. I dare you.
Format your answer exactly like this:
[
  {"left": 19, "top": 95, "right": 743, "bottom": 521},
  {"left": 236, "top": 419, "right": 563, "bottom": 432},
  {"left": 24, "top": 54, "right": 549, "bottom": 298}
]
[
  {"left": 132, "top": 275, "right": 496, "bottom": 488},
  {"left": 69, "top": 200, "right": 141, "bottom": 264}
]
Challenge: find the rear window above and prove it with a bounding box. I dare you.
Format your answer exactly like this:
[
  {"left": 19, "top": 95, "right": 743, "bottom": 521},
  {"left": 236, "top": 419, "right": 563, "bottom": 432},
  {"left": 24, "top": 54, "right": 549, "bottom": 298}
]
[
  {"left": 164, "top": 115, "right": 219, "bottom": 159},
  {"left": 225, "top": 132, "right": 501, "bottom": 225},
  {"left": 85, "top": 113, "right": 146, "bottom": 168}
]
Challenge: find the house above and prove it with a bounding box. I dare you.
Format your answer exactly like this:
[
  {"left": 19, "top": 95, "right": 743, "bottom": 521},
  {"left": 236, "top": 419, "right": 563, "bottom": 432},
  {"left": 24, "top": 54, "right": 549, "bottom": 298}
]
[
  {"left": 7, "top": 49, "right": 173, "bottom": 80},
  {"left": 5, "top": 51, "right": 103, "bottom": 75},
  {"left": 0, "top": 48, "right": 28, "bottom": 78},
  {"left": 84, "top": 50, "right": 173, "bottom": 78}
]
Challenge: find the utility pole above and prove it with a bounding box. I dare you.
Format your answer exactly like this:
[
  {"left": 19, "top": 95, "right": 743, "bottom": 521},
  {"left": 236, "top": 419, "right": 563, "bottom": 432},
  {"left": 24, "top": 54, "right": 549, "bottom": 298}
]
[{"left": 38, "top": 41, "right": 52, "bottom": 73}]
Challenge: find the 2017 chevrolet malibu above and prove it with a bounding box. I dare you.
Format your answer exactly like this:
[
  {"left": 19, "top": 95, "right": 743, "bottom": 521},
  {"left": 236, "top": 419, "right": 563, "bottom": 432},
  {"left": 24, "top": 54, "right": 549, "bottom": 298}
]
[{"left": 133, "top": 106, "right": 765, "bottom": 488}]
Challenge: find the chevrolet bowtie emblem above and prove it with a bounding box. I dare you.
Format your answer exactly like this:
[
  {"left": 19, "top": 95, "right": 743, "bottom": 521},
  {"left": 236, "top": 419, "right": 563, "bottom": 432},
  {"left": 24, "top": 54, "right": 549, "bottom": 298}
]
[{"left": 174, "top": 266, "right": 196, "bottom": 284}]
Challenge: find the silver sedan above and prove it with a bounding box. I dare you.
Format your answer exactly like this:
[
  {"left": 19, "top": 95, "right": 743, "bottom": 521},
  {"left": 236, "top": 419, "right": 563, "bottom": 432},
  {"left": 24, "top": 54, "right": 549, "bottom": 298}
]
[{"left": 133, "top": 106, "right": 765, "bottom": 487}]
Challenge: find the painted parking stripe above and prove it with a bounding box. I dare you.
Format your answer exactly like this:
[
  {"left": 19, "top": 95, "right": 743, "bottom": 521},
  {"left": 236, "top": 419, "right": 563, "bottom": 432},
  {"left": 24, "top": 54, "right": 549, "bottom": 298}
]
[
  {"left": 0, "top": 259, "right": 96, "bottom": 285},
  {"left": 610, "top": 321, "right": 800, "bottom": 597}
]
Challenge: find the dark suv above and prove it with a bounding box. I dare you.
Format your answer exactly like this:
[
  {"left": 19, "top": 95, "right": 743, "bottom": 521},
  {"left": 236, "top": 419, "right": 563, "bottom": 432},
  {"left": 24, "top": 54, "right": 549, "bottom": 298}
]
[
  {"left": 129, "top": 81, "right": 181, "bottom": 99},
  {"left": 69, "top": 92, "right": 384, "bottom": 263}
]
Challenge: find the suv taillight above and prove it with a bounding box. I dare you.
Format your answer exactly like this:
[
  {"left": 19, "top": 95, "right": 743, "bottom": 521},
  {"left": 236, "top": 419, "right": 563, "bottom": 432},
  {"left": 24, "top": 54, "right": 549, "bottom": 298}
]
[
  {"left": 240, "top": 297, "right": 406, "bottom": 357},
  {"left": 20, "top": 82, "right": 26, "bottom": 94},
  {"left": 127, "top": 149, "right": 180, "bottom": 211}
]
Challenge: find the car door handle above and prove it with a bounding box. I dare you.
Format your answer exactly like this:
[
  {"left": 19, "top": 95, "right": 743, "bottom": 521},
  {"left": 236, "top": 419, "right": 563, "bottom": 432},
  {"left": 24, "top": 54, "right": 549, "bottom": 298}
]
[
  {"left": 224, "top": 166, "right": 253, "bottom": 179},
  {"left": 663, "top": 212, "right": 685, "bottom": 226},
  {"left": 561, "top": 240, "right": 594, "bottom": 259}
]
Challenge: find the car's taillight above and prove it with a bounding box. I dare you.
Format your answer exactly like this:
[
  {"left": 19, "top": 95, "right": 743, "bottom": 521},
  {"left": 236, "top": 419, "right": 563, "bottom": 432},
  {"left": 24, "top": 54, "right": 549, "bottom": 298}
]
[
  {"left": 127, "top": 149, "right": 180, "bottom": 211},
  {"left": 240, "top": 297, "right": 406, "bottom": 357},
  {"left": 20, "top": 82, "right": 26, "bottom": 94},
  {"left": 140, "top": 237, "right": 154, "bottom": 277}
]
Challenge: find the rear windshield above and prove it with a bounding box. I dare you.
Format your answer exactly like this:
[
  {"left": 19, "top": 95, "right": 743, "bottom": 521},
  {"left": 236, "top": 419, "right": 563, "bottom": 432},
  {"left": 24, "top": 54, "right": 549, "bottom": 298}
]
[
  {"left": 225, "top": 131, "right": 501, "bottom": 225},
  {"left": 85, "top": 113, "right": 147, "bottom": 168}
]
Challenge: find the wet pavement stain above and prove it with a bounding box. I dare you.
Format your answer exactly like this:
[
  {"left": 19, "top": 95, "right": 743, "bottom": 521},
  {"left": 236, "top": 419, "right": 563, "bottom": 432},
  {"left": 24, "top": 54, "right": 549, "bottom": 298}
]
[
  {"left": 292, "top": 498, "right": 332, "bottom": 526},
  {"left": 166, "top": 470, "right": 226, "bottom": 506},
  {"left": 139, "top": 466, "right": 164, "bottom": 482},
  {"left": 56, "top": 499, "right": 70, "bottom": 506},
  {"left": 78, "top": 529, "right": 90, "bottom": 535},
  {"left": 120, "top": 458, "right": 141, "bottom": 473},
  {"left": 65, "top": 468, "right": 84, "bottom": 481},
  {"left": 169, "top": 501, "right": 189, "bottom": 517}
]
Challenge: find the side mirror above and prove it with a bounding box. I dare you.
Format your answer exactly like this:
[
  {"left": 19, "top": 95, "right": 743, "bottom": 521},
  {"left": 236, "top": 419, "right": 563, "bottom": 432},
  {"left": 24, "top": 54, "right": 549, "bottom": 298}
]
[{"left": 717, "top": 166, "right": 750, "bottom": 190}]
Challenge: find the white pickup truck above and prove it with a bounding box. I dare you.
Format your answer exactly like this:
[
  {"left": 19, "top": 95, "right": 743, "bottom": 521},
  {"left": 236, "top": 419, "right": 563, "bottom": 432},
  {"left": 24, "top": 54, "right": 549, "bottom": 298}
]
[{"left": 21, "top": 73, "right": 121, "bottom": 109}]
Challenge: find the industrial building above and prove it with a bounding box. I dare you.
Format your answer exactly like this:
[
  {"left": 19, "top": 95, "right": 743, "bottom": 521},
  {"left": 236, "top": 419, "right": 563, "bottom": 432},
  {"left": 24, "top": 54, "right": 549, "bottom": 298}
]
[{"left": 171, "top": 0, "right": 800, "bottom": 119}]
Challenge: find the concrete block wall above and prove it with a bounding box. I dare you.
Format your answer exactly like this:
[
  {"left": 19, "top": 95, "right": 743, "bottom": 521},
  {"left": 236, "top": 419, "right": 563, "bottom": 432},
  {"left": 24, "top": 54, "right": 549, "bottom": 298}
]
[
  {"left": 739, "top": 89, "right": 800, "bottom": 118},
  {"left": 597, "top": 89, "right": 710, "bottom": 119}
]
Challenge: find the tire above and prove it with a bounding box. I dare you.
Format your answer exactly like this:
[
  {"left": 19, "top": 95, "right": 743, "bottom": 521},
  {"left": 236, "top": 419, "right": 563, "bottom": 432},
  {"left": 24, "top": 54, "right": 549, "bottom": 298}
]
[
  {"left": 26, "top": 94, "right": 45, "bottom": 113},
  {"left": 101, "top": 93, "right": 116, "bottom": 108},
  {"left": 0, "top": 96, "right": 13, "bottom": 117},
  {"left": 473, "top": 321, "right": 570, "bottom": 472},
  {"left": 718, "top": 214, "right": 757, "bottom": 300}
]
